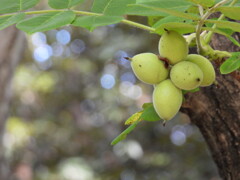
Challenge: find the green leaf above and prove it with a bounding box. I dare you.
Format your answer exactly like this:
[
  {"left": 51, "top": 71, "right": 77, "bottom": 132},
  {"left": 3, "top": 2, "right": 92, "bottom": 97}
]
[
  {"left": 111, "top": 120, "right": 140, "bottom": 145},
  {"left": 125, "top": 111, "right": 143, "bottom": 125},
  {"left": 205, "top": 20, "right": 240, "bottom": 33},
  {"left": 216, "top": 7, "right": 240, "bottom": 20},
  {"left": 183, "top": 87, "right": 200, "bottom": 94},
  {"left": 128, "top": 3, "right": 200, "bottom": 20},
  {"left": 156, "top": 22, "right": 196, "bottom": 35},
  {"left": 202, "top": 27, "right": 240, "bottom": 47},
  {"left": 16, "top": 11, "right": 75, "bottom": 34},
  {"left": 148, "top": 16, "right": 164, "bottom": 27},
  {"left": 91, "top": 0, "right": 136, "bottom": 16},
  {"left": 0, "top": 0, "right": 39, "bottom": 14},
  {"left": 72, "top": 15, "right": 123, "bottom": 31},
  {"left": 48, "top": 0, "right": 84, "bottom": 9},
  {"left": 153, "top": 16, "right": 193, "bottom": 28},
  {"left": 142, "top": 102, "right": 153, "bottom": 109},
  {"left": 127, "top": 0, "right": 194, "bottom": 17},
  {"left": 0, "top": 13, "right": 25, "bottom": 30},
  {"left": 220, "top": 52, "right": 240, "bottom": 74},
  {"left": 187, "top": 0, "right": 215, "bottom": 7},
  {"left": 140, "top": 104, "right": 161, "bottom": 122}
]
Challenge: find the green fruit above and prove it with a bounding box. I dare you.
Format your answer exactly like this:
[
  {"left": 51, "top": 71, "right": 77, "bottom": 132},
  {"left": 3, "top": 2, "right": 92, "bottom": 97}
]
[
  {"left": 170, "top": 61, "right": 203, "bottom": 90},
  {"left": 131, "top": 53, "right": 169, "bottom": 84},
  {"left": 185, "top": 54, "right": 215, "bottom": 86},
  {"left": 158, "top": 30, "right": 188, "bottom": 65},
  {"left": 153, "top": 79, "right": 182, "bottom": 121}
]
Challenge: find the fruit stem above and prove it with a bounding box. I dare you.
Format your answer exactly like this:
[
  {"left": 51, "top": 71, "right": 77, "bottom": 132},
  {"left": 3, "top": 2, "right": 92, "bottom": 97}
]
[
  {"left": 124, "top": 57, "right": 132, "bottom": 61},
  {"left": 184, "top": 33, "right": 196, "bottom": 46},
  {"left": 163, "top": 120, "right": 166, "bottom": 126}
]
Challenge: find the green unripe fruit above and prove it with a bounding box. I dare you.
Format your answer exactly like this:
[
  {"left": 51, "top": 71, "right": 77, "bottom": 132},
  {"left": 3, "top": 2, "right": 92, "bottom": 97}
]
[
  {"left": 170, "top": 61, "right": 203, "bottom": 90},
  {"left": 131, "top": 53, "right": 169, "bottom": 84},
  {"left": 158, "top": 30, "right": 188, "bottom": 65},
  {"left": 185, "top": 54, "right": 215, "bottom": 87},
  {"left": 153, "top": 79, "right": 182, "bottom": 121}
]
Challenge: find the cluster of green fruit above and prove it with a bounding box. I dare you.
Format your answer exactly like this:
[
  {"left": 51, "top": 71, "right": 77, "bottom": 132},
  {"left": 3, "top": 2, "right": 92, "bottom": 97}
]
[{"left": 129, "top": 30, "right": 216, "bottom": 121}]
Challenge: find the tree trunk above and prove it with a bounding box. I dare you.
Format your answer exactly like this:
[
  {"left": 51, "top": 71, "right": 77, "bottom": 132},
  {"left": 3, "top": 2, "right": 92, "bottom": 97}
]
[
  {"left": 183, "top": 34, "right": 240, "bottom": 180},
  {"left": 0, "top": 27, "right": 26, "bottom": 179}
]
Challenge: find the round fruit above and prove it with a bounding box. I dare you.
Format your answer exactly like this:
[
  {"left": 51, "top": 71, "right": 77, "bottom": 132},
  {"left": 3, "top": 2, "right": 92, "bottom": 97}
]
[
  {"left": 170, "top": 61, "right": 203, "bottom": 90},
  {"left": 131, "top": 53, "right": 169, "bottom": 84},
  {"left": 185, "top": 54, "right": 215, "bottom": 86},
  {"left": 158, "top": 30, "right": 188, "bottom": 65},
  {"left": 153, "top": 79, "right": 182, "bottom": 121}
]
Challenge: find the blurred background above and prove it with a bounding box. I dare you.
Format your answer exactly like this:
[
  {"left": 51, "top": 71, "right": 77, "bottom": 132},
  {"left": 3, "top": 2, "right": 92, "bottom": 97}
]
[{"left": 3, "top": 1, "right": 221, "bottom": 180}]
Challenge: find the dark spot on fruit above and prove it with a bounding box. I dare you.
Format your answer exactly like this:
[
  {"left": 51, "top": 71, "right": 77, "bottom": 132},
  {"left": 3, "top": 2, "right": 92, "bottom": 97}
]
[
  {"left": 139, "top": 64, "right": 142, "bottom": 67},
  {"left": 188, "top": 73, "right": 191, "bottom": 75},
  {"left": 196, "top": 78, "right": 200, "bottom": 82},
  {"left": 164, "top": 28, "right": 169, "bottom": 33}
]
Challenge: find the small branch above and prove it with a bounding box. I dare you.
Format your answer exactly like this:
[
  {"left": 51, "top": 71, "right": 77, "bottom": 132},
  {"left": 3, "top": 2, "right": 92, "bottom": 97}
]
[
  {"left": 0, "top": 10, "right": 156, "bottom": 33},
  {"left": 195, "top": 0, "right": 230, "bottom": 54},
  {"left": 205, "top": 0, "right": 236, "bottom": 43}
]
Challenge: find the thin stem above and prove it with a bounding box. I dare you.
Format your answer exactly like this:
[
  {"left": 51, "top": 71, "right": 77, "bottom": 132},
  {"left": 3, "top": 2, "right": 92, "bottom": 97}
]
[
  {"left": 205, "top": 0, "right": 236, "bottom": 43},
  {"left": 0, "top": 9, "right": 156, "bottom": 32},
  {"left": 195, "top": 0, "right": 230, "bottom": 54},
  {"left": 121, "top": 19, "right": 155, "bottom": 32}
]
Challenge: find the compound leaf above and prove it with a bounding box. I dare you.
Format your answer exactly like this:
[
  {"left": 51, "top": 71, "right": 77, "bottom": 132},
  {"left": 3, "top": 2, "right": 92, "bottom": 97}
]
[
  {"left": 72, "top": 15, "right": 122, "bottom": 31},
  {"left": 92, "top": 0, "right": 136, "bottom": 16},
  {"left": 0, "top": 13, "right": 25, "bottom": 30},
  {"left": 0, "top": 0, "right": 39, "bottom": 14},
  {"left": 16, "top": 11, "right": 75, "bottom": 34},
  {"left": 220, "top": 52, "right": 240, "bottom": 74},
  {"left": 216, "top": 7, "right": 240, "bottom": 20},
  {"left": 48, "top": 0, "right": 84, "bottom": 9}
]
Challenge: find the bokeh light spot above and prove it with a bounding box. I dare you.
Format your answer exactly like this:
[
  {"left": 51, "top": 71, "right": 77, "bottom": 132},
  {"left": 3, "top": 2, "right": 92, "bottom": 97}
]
[
  {"left": 120, "top": 72, "right": 136, "bottom": 84},
  {"left": 170, "top": 130, "right": 186, "bottom": 146},
  {"left": 70, "top": 39, "right": 86, "bottom": 54},
  {"left": 56, "top": 30, "right": 71, "bottom": 45},
  {"left": 31, "top": 32, "right": 46, "bottom": 46},
  {"left": 100, "top": 74, "right": 115, "bottom": 89},
  {"left": 33, "top": 45, "right": 52, "bottom": 62}
]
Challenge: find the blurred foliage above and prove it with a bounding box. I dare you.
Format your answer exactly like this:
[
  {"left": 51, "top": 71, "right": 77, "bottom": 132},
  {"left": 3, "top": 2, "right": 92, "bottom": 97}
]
[{"left": 3, "top": 2, "right": 220, "bottom": 180}]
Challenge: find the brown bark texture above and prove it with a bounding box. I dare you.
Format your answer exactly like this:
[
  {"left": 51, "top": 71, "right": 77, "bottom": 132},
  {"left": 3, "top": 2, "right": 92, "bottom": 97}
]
[
  {"left": 183, "top": 33, "right": 240, "bottom": 180},
  {"left": 0, "top": 27, "right": 25, "bottom": 180}
]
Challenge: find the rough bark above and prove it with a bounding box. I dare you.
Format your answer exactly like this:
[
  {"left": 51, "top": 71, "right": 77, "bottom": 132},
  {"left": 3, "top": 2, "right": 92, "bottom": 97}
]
[
  {"left": 0, "top": 27, "right": 26, "bottom": 179},
  {"left": 183, "top": 34, "right": 240, "bottom": 180}
]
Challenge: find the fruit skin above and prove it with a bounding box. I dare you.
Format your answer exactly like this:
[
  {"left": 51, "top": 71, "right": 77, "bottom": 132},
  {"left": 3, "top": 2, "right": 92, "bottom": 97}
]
[
  {"left": 131, "top": 53, "right": 169, "bottom": 84},
  {"left": 158, "top": 30, "right": 188, "bottom": 65},
  {"left": 185, "top": 54, "right": 215, "bottom": 86},
  {"left": 170, "top": 61, "right": 203, "bottom": 90},
  {"left": 153, "top": 79, "right": 182, "bottom": 121}
]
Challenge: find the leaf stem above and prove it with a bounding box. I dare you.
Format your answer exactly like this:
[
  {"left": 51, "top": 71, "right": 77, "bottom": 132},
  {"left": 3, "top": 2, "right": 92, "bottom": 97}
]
[{"left": 0, "top": 9, "right": 156, "bottom": 32}]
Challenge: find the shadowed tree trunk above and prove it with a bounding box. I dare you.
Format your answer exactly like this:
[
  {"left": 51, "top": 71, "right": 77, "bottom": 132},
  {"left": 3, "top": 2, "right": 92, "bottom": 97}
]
[
  {"left": 0, "top": 27, "right": 25, "bottom": 179},
  {"left": 183, "top": 33, "right": 240, "bottom": 180}
]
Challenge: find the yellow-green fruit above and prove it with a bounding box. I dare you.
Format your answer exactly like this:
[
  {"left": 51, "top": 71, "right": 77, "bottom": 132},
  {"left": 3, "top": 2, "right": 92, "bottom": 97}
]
[
  {"left": 131, "top": 53, "right": 169, "bottom": 84},
  {"left": 185, "top": 54, "right": 215, "bottom": 86},
  {"left": 170, "top": 61, "right": 203, "bottom": 90},
  {"left": 158, "top": 30, "right": 188, "bottom": 64},
  {"left": 153, "top": 79, "right": 182, "bottom": 121}
]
